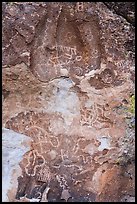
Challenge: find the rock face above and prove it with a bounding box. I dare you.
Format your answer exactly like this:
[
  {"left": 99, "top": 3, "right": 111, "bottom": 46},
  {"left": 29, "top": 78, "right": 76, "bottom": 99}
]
[
  {"left": 30, "top": 3, "right": 102, "bottom": 83},
  {"left": 104, "top": 2, "right": 135, "bottom": 26},
  {"left": 2, "top": 2, "right": 135, "bottom": 202},
  {"left": 2, "top": 128, "right": 32, "bottom": 202}
]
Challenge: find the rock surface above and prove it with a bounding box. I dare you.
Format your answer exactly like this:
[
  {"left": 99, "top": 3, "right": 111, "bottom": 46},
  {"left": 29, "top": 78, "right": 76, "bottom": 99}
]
[
  {"left": 2, "top": 128, "right": 32, "bottom": 202},
  {"left": 104, "top": 2, "right": 135, "bottom": 26},
  {"left": 2, "top": 2, "right": 135, "bottom": 202}
]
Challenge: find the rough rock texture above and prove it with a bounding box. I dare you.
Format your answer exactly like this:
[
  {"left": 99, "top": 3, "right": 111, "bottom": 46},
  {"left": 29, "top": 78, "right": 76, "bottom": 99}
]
[
  {"left": 2, "top": 2, "right": 135, "bottom": 202},
  {"left": 2, "top": 128, "right": 32, "bottom": 202},
  {"left": 104, "top": 2, "right": 135, "bottom": 26}
]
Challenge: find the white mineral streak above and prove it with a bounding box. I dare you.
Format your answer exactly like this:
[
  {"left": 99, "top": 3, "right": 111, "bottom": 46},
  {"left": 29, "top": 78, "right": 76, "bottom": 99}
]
[
  {"left": 60, "top": 68, "right": 69, "bottom": 76},
  {"left": 20, "top": 51, "right": 30, "bottom": 57},
  {"left": 40, "top": 187, "right": 50, "bottom": 202},
  {"left": 46, "top": 78, "right": 80, "bottom": 126},
  {"left": 2, "top": 128, "right": 32, "bottom": 202},
  {"left": 97, "top": 136, "right": 111, "bottom": 151}
]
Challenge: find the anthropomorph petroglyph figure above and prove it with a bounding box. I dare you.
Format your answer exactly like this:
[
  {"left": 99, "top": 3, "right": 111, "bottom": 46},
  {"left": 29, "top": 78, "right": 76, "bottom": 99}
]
[{"left": 30, "top": 2, "right": 101, "bottom": 83}]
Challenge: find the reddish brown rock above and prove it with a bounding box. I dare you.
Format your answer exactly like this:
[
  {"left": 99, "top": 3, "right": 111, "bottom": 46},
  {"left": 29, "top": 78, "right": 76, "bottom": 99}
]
[{"left": 2, "top": 2, "right": 135, "bottom": 203}]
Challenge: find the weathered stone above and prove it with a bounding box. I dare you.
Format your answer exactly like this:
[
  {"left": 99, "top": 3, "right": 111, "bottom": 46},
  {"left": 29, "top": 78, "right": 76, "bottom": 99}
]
[
  {"left": 104, "top": 2, "right": 135, "bottom": 26},
  {"left": 2, "top": 2, "right": 47, "bottom": 67},
  {"left": 2, "top": 2, "right": 135, "bottom": 202},
  {"left": 2, "top": 128, "right": 32, "bottom": 202}
]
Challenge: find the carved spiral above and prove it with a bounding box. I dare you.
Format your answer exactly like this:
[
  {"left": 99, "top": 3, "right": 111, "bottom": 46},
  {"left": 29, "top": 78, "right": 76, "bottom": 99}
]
[{"left": 72, "top": 66, "right": 84, "bottom": 76}]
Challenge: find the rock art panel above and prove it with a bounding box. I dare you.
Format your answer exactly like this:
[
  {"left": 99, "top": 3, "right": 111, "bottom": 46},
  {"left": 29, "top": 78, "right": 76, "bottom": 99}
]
[
  {"left": 2, "top": 2, "right": 135, "bottom": 203},
  {"left": 3, "top": 69, "right": 135, "bottom": 201}
]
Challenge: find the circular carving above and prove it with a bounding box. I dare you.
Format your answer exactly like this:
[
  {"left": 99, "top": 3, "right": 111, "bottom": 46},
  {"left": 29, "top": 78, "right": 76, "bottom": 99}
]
[
  {"left": 70, "top": 66, "right": 84, "bottom": 76},
  {"left": 100, "top": 68, "right": 115, "bottom": 84}
]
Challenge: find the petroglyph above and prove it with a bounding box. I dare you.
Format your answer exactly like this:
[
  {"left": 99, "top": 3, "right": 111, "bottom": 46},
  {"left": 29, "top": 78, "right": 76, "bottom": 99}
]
[
  {"left": 76, "top": 2, "right": 84, "bottom": 12},
  {"left": 45, "top": 45, "right": 82, "bottom": 71},
  {"left": 25, "top": 150, "right": 45, "bottom": 176},
  {"left": 5, "top": 110, "right": 97, "bottom": 181},
  {"left": 2, "top": 2, "right": 135, "bottom": 202},
  {"left": 80, "top": 103, "right": 113, "bottom": 129},
  {"left": 36, "top": 166, "right": 51, "bottom": 183},
  {"left": 3, "top": 72, "right": 133, "bottom": 201},
  {"left": 30, "top": 2, "right": 101, "bottom": 82}
]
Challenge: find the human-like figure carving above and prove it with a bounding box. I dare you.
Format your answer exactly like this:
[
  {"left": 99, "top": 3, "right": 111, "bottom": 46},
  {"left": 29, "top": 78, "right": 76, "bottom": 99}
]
[
  {"left": 30, "top": 2, "right": 101, "bottom": 83},
  {"left": 25, "top": 150, "right": 45, "bottom": 176}
]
